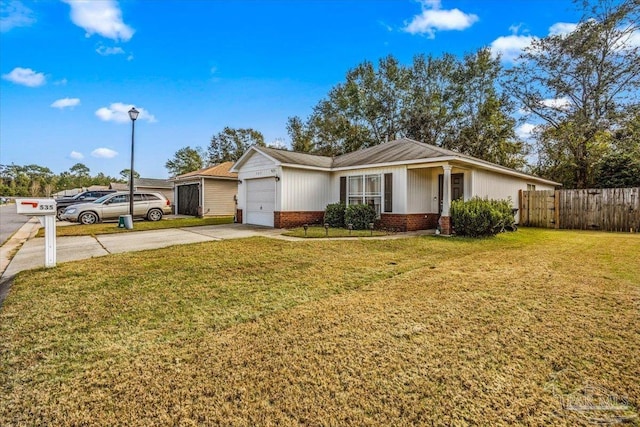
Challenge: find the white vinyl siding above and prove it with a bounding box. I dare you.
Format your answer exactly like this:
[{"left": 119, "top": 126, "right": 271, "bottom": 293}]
[
  {"left": 472, "top": 168, "right": 555, "bottom": 223},
  {"left": 280, "top": 167, "right": 332, "bottom": 211}
]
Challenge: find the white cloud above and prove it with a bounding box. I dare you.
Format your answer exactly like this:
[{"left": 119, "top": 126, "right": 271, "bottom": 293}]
[
  {"left": 51, "top": 97, "right": 80, "bottom": 109},
  {"left": 96, "top": 45, "right": 125, "bottom": 56},
  {"left": 548, "top": 22, "right": 578, "bottom": 36},
  {"left": 69, "top": 151, "right": 84, "bottom": 160},
  {"left": 62, "top": 0, "right": 134, "bottom": 42},
  {"left": 516, "top": 123, "right": 537, "bottom": 140},
  {"left": 95, "top": 102, "right": 157, "bottom": 123},
  {"left": 490, "top": 34, "right": 536, "bottom": 63},
  {"left": 91, "top": 148, "right": 118, "bottom": 159},
  {"left": 541, "top": 97, "right": 571, "bottom": 110},
  {"left": 403, "top": 0, "right": 478, "bottom": 38},
  {"left": 2, "top": 67, "right": 46, "bottom": 87},
  {"left": 54, "top": 78, "right": 68, "bottom": 86},
  {"left": 0, "top": 0, "right": 35, "bottom": 32}
]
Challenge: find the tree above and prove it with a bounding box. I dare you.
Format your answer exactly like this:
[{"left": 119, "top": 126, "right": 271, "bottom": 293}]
[
  {"left": 505, "top": 0, "right": 640, "bottom": 187},
  {"left": 593, "top": 152, "right": 640, "bottom": 188},
  {"left": 120, "top": 169, "right": 140, "bottom": 181},
  {"left": 450, "top": 48, "right": 526, "bottom": 169},
  {"left": 404, "top": 53, "right": 460, "bottom": 147},
  {"left": 165, "top": 146, "right": 205, "bottom": 177},
  {"left": 292, "top": 51, "right": 525, "bottom": 167},
  {"left": 208, "top": 127, "right": 265, "bottom": 164}
]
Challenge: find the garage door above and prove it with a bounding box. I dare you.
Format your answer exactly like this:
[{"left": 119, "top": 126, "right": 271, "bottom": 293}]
[{"left": 246, "top": 178, "right": 275, "bottom": 227}]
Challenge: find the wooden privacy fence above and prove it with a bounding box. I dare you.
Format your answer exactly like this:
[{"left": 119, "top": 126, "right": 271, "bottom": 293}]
[{"left": 520, "top": 187, "right": 640, "bottom": 232}]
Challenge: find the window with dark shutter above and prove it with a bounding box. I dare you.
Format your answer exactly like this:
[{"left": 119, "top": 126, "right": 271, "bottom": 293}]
[
  {"left": 384, "top": 173, "right": 392, "bottom": 212},
  {"left": 340, "top": 176, "right": 347, "bottom": 204}
]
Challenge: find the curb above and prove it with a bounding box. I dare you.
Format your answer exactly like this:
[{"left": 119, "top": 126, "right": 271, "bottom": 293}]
[{"left": 0, "top": 217, "right": 41, "bottom": 278}]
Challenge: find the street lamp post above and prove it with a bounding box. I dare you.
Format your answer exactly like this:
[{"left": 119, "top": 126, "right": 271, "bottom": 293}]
[{"left": 128, "top": 107, "right": 139, "bottom": 220}]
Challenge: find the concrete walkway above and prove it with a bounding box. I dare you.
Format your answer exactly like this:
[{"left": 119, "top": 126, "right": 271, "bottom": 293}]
[{"left": 0, "top": 221, "right": 432, "bottom": 306}]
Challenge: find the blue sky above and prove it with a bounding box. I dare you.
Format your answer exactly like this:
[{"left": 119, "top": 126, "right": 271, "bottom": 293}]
[{"left": 1, "top": 0, "right": 584, "bottom": 179}]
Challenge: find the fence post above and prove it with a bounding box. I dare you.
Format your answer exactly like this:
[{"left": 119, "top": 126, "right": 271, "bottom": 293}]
[{"left": 554, "top": 190, "right": 560, "bottom": 229}]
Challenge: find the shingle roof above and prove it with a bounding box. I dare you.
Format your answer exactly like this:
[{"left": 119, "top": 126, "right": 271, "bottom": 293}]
[
  {"left": 250, "top": 138, "right": 559, "bottom": 185},
  {"left": 174, "top": 161, "right": 237, "bottom": 180},
  {"left": 110, "top": 178, "right": 173, "bottom": 190},
  {"left": 258, "top": 146, "right": 333, "bottom": 168}
]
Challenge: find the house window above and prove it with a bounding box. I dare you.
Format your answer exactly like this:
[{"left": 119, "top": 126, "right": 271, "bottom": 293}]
[
  {"left": 527, "top": 184, "right": 536, "bottom": 191},
  {"left": 347, "top": 174, "right": 382, "bottom": 216}
]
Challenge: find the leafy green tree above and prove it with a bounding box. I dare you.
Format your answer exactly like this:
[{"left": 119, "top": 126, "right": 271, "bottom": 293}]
[
  {"left": 450, "top": 48, "right": 526, "bottom": 169},
  {"left": 505, "top": 0, "right": 640, "bottom": 187},
  {"left": 593, "top": 152, "right": 640, "bottom": 188},
  {"left": 292, "top": 51, "right": 525, "bottom": 167},
  {"left": 165, "top": 146, "right": 205, "bottom": 177},
  {"left": 286, "top": 116, "right": 314, "bottom": 153},
  {"left": 404, "top": 53, "right": 459, "bottom": 147},
  {"left": 208, "top": 127, "right": 265, "bottom": 164},
  {"left": 120, "top": 169, "right": 141, "bottom": 181}
]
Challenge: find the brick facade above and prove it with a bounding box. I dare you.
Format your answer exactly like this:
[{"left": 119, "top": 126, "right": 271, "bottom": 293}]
[
  {"left": 273, "top": 211, "right": 325, "bottom": 228},
  {"left": 235, "top": 209, "right": 243, "bottom": 224},
  {"left": 378, "top": 213, "right": 439, "bottom": 232},
  {"left": 438, "top": 215, "right": 451, "bottom": 235}
]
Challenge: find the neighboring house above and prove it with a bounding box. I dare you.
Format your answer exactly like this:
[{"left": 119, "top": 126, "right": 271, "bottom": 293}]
[
  {"left": 231, "top": 138, "right": 560, "bottom": 234},
  {"left": 171, "top": 162, "right": 238, "bottom": 217},
  {"left": 53, "top": 185, "right": 110, "bottom": 197},
  {"left": 110, "top": 178, "right": 174, "bottom": 207}
]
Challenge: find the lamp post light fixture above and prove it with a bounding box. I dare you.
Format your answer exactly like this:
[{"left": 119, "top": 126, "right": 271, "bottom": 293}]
[{"left": 128, "top": 107, "right": 139, "bottom": 220}]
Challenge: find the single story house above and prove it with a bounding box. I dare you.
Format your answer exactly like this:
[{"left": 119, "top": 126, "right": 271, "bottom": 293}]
[
  {"left": 110, "top": 178, "right": 174, "bottom": 206},
  {"left": 171, "top": 161, "right": 238, "bottom": 217},
  {"left": 231, "top": 138, "right": 560, "bottom": 234}
]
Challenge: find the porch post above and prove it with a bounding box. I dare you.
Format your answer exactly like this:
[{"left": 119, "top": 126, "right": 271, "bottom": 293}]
[{"left": 439, "top": 164, "right": 452, "bottom": 235}]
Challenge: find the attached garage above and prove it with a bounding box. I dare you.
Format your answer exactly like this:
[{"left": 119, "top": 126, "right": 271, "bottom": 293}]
[{"left": 245, "top": 178, "right": 275, "bottom": 227}]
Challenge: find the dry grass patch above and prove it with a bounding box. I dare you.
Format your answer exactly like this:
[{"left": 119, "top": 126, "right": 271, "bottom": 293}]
[{"left": 1, "top": 229, "right": 639, "bottom": 425}]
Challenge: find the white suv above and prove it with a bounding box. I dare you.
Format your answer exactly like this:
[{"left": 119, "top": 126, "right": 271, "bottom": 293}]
[{"left": 60, "top": 191, "right": 172, "bottom": 224}]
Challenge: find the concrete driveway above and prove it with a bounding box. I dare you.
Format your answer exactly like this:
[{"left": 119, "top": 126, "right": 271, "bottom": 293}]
[{"left": 2, "top": 223, "right": 293, "bottom": 278}]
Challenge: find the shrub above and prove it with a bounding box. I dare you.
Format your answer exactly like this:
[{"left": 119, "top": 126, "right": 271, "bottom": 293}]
[
  {"left": 344, "top": 204, "right": 377, "bottom": 230},
  {"left": 324, "top": 202, "right": 346, "bottom": 228},
  {"left": 450, "top": 197, "right": 515, "bottom": 237}
]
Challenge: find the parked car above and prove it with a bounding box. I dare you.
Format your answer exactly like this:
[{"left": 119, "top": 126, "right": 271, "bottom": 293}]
[
  {"left": 60, "top": 191, "right": 172, "bottom": 224},
  {"left": 55, "top": 190, "right": 117, "bottom": 219}
]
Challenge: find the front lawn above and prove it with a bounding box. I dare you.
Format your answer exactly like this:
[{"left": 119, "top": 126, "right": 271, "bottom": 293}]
[{"left": 1, "top": 229, "right": 638, "bottom": 425}]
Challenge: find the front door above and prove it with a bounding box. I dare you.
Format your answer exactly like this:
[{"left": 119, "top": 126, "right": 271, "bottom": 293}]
[{"left": 438, "top": 173, "right": 464, "bottom": 214}]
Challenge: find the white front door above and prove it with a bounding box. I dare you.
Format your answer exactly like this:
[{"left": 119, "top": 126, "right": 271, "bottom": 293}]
[{"left": 246, "top": 178, "right": 275, "bottom": 227}]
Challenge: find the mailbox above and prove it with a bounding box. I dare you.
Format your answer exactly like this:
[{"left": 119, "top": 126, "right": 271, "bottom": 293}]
[
  {"left": 15, "top": 198, "right": 57, "bottom": 268},
  {"left": 16, "top": 198, "right": 57, "bottom": 215}
]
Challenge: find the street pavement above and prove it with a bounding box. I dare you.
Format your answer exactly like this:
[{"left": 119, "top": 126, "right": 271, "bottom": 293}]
[{"left": 0, "top": 204, "right": 31, "bottom": 246}]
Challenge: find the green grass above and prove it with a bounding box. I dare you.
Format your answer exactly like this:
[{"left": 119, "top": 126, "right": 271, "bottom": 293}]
[
  {"left": 1, "top": 228, "right": 639, "bottom": 425},
  {"left": 283, "top": 225, "right": 387, "bottom": 238},
  {"left": 39, "top": 216, "right": 234, "bottom": 237}
]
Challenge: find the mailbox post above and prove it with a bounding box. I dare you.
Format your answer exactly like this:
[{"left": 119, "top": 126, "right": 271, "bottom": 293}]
[{"left": 16, "top": 198, "right": 57, "bottom": 268}]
